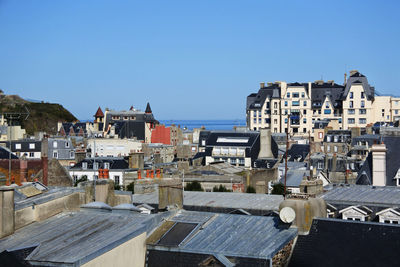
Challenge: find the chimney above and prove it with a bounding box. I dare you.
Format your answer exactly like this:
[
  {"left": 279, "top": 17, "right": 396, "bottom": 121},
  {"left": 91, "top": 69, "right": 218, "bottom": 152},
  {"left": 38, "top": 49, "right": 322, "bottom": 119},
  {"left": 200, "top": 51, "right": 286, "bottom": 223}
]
[
  {"left": 344, "top": 73, "right": 347, "bottom": 85},
  {"left": 19, "top": 159, "right": 27, "bottom": 185},
  {"left": 0, "top": 187, "right": 15, "bottom": 238},
  {"left": 350, "top": 70, "right": 358, "bottom": 76},
  {"left": 129, "top": 152, "right": 144, "bottom": 169},
  {"left": 372, "top": 144, "right": 387, "bottom": 186},
  {"left": 158, "top": 178, "right": 183, "bottom": 210},
  {"left": 258, "top": 128, "right": 274, "bottom": 159},
  {"left": 42, "top": 157, "right": 48, "bottom": 186},
  {"left": 260, "top": 82, "right": 265, "bottom": 89}
]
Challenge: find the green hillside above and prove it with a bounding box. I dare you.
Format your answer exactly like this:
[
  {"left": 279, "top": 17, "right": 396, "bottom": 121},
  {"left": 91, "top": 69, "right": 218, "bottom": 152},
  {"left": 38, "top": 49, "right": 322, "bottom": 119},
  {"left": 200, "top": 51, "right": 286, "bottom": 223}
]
[{"left": 0, "top": 93, "right": 77, "bottom": 135}]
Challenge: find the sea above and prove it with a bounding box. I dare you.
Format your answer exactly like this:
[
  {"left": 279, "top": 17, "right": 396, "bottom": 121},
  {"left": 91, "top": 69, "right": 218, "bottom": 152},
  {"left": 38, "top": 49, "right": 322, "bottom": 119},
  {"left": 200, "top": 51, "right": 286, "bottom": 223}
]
[{"left": 159, "top": 119, "right": 246, "bottom": 131}]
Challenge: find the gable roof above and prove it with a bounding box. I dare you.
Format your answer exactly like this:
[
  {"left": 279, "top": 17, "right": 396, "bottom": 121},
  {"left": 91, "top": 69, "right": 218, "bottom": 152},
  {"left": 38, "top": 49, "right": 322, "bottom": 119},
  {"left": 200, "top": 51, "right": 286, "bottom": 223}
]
[
  {"left": 338, "top": 205, "right": 372, "bottom": 215},
  {"left": 376, "top": 207, "right": 400, "bottom": 216}
]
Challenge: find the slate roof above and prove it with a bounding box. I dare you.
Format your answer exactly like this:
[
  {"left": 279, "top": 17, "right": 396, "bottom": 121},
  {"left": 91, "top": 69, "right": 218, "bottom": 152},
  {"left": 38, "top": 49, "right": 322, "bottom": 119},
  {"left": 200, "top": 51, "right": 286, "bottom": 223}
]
[
  {"left": 70, "top": 157, "right": 130, "bottom": 170},
  {"left": 287, "top": 144, "right": 309, "bottom": 162},
  {"left": 133, "top": 190, "right": 284, "bottom": 213},
  {"left": 203, "top": 131, "right": 259, "bottom": 147},
  {"left": 0, "top": 146, "right": 18, "bottom": 159},
  {"left": 112, "top": 121, "right": 146, "bottom": 140},
  {"left": 342, "top": 71, "right": 375, "bottom": 100},
  {"left": 0, "top": 140, "right": 42, "bottom": 153},
  {"left": 356, "top": 136, "right": 400, "bottom": 186},
  {"left": 279, "top": 169, "right": 306, "bottom": 187},
  {"left": 0, "top": 210, "right": 167, "bottom": 266},
  {"left": 247, "top": 84, "right": 281, "bottom": 110},
  {"left": 310, "top": 82, "right": 344, "bottom": 109},
  {"left": 145, "top": 102, "right": 152, "bottom": 113},
  {"left": 289, "top": 218, "right": 400, "bottom": 267},
  {"left": 321, "top": 184, "right": 400, "bottom": 208},
  {"left": 149, "top": 210, "right": 297, "bottom": 260}
]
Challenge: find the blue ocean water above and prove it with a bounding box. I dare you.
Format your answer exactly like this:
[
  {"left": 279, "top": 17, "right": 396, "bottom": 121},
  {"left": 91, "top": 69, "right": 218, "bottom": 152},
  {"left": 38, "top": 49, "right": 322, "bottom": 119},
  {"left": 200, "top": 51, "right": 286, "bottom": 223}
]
[{"left": 159, "top": 119, "right": 246, "bottom": 131}]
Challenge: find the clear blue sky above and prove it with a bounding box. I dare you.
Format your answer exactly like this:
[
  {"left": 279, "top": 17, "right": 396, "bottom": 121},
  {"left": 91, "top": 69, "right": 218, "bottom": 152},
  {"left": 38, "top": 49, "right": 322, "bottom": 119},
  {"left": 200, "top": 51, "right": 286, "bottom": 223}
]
[{"left": 1, "top": 0, "right": 399, "bottom": 120}]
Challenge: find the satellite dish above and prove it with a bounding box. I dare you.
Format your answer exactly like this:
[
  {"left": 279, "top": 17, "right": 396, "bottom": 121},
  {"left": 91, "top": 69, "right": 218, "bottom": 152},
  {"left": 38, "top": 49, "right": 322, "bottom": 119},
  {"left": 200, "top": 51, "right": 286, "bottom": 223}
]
[{"left": 279, "top": 207, "right": 296, "bottom": 223}]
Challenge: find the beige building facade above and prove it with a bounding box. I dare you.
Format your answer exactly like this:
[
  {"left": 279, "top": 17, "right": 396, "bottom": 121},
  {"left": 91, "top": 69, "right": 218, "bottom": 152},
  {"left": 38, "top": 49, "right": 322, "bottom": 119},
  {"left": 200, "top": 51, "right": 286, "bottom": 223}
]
[{"left": 247, "top": 70, "right": 400, "bottom": 136}]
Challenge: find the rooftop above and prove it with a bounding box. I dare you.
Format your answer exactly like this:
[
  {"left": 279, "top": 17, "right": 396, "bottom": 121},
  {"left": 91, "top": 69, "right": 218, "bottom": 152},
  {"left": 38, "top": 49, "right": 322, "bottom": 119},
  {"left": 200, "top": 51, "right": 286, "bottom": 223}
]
[{"left": 133, "top": 191, "right": 283, "bottom": 214}]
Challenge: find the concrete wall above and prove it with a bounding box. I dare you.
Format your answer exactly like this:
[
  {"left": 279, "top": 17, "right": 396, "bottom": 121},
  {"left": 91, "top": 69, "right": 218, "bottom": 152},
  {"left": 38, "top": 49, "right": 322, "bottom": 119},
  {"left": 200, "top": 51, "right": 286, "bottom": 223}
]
[
  {"left": 0, "top": 188, "right": 14, "bottom": 238},
  {"left": 14, "top": 192, "right": 85, "bottom": 230},
  {"left": 82, "top": 232, "right": 147, "bottom": 267}
]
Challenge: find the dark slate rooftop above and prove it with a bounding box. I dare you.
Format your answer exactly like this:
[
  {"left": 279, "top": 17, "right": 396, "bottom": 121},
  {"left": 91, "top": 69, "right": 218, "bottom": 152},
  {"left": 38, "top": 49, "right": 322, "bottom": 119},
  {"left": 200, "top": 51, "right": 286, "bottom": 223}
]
[
  {"left": 287, "top": 144, "right": 309, "bottom": 162},
  {"left": 342, "top": 71, "right": 375, "bottom": 100},
  {"left": 150, "top": 210, "right": 297, "bottom": 260},
  {"left": 247, "top": 84, "right": 281, "bottom": 110},
  {"left": 0, "top": 146, "right": 18, "bottom": 159},
  {"left": 279, "top": 169, "right": 307, "bottom": 187},
  {"left": 320, "top": 184, "right": 400, "bottom": 208},
  {"left": 133, "top": 191, "right": 283, "bottom": 213},
  {"left": 0, "top": 211, "right": 168, "bottom": 266},
  {"left": 289, "top": 218, "right": 400, "bottom": 267},
  {"left": 203, "top": 131, "right": 259, "bottom": 148},
  {"left": 70, "top": 157, "right": 130, "bottom": 170},
  {"left": 310, "top": 82, "right": 344, "bottom": 109},
  {"left": 356, "top": 136, "right": 400, "bottom": 186}
]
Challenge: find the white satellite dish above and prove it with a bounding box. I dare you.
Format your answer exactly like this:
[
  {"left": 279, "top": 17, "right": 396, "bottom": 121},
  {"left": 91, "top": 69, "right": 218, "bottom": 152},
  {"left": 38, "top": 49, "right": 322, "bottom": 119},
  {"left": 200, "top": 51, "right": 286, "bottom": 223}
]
[{"left": 279, "top": 207, "right": 296, "bottom": 223}]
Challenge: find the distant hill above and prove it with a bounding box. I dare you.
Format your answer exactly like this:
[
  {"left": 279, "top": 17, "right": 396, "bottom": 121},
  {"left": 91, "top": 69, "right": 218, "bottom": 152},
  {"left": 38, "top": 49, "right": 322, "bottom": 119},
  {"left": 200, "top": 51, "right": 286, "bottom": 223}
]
[{"left": 0, "top": 91, "right": 77, "bottom": 135}]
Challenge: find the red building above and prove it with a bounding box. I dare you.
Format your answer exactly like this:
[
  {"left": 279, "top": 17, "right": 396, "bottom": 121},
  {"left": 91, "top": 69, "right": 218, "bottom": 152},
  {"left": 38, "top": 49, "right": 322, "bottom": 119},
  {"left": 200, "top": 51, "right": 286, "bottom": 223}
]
[{"left": 151, "top": 125, "right": 171, "bottom": 145}]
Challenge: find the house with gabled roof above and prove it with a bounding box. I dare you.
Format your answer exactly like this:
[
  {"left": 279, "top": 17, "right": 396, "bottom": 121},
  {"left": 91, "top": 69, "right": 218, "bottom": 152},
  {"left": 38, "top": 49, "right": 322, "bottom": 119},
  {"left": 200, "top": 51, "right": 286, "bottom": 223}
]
[
  {"left": 376, "top": 207, "right": 400, "bottom": 224},
  {"left": 339, "top": 205, "right": 373, "bottom": 221}
]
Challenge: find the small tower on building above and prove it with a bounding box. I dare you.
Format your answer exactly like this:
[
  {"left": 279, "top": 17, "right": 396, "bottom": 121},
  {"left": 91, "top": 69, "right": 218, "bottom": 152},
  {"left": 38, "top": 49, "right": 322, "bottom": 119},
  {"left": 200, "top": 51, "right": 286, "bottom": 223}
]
[
  {"left": 145, "top": 102, "right": 152, "bottom": 114},
  {"left": 94, "top": 107, "right": 104, "bottom": 123}
]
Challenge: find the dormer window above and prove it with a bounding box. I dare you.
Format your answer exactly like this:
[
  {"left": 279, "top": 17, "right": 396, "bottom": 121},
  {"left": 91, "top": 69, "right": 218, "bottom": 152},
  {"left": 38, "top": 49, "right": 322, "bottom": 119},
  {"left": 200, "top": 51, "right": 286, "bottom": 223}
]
[
  {"left": 361, "top": 100, "right": 365, "bottom": 108},
  {"left": 361, "top": 92, "right": 365, "bottom": 99},
  {"left": 82, "top": 162, "right": 87, "bottom": 170}
]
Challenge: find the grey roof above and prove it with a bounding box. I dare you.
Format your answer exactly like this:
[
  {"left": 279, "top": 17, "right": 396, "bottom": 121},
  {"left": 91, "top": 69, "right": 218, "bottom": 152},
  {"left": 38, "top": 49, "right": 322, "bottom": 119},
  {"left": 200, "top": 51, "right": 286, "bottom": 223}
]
[
  {"left": 152, "top": 210, "right": 297, "bottom": 259},
  {"left": 113, "top": 203, "right": 142, "bottom": 212},
  {"left": 14, "top": 186, "right": 84, "bottom": 210},
  {"left": 247, "top": 84, "right": 281, "bottom": 110},
  {"left": 321, "top": 185, "right": 400, "bottom": 208},
  {"left": 342, "top": 71, "right": 374, "bottom": 100},
  {"left": 0, "top": 210, "right": 168, "bottom": 266},
  {"left": 81, "top": 201, "right": 112, "bottom": 211},
  {"left": 133, "top": 191, "right": 283, "bottom": 213},
  {"left": 279, "top": 169, "right": 306, "bottom": 187}
]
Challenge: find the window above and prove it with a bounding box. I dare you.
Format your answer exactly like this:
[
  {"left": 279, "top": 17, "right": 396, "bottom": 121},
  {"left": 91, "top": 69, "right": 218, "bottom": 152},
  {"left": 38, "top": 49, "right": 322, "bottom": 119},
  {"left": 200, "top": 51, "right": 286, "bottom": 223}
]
[
  {"left": 361, "top": 100, "right": 365, "bottom": 108},
  {"left": 348, "top": 109, "right": 355, "bottom": 115},
  {"left": 114, "top": 176, "right": 120, "bottom": 185},
  {"left": 327, "top": 145, "right": 331, "bottom": 152},
  {"left": 53, "top": 141, "right": 58, "bottom": 148},
  {"left": 29, "top": 143, "right": 35, "bottom": 149},
  {"left": 303, "top": 118, "right": 307, "bottom": 123},
  {"left": 301, "top": 92, "right": 305, "bottom": 98},
  {"left": 359, "top": 118, "right": 367, "bottom": 124},
  {"left": 349, "top": 101, "right": 353, "bottom": 108},
  {"left": 359, "top": 109, "right": 366, "bottom": 114},
  {"left": 287, "top": 92, "right": 290, "bottom": 98},
  {"left": 253, "top": 118, "right": 257, "bottom": 123},
  {"left": 274, "top": 119, "right": 278, "bottom": 124},
  {"left": 318, "top": 110, "right": 321, "bottom": 114},
  {"left": 65, "top": 142, "right": 70, "bottom": 148},
  {"left": 230, "top": 158, "right": 236, "bottom": 164},
  {"left": 266, "top": 102, "right": 270, "bottom": 109},
  {"left": 285, "top": 101, "right": 288, "bottom": 107},
  {"left": 239, "top": 158, "right": 245, "bottom": 165},
  {"left": 396, "top": 110, "right": 399, "bottom": 115},
  {"left": 29, "top": 152, "right": 34, "bottom": 157},
  {"left": 94, "top": 162, "right": 99, "bottom": 170},
  {"left": 258, "top": 118, "right": 261, "bottom": 123},
  {"left": 317, "top": 162, "right": 324, "bottom": 169},
  {"left": 285, "top": 118, "right": 288, "bottom": 123},
  {"left": 350, "top": 92, "right": 353, "bottom": 99},
  {"left": 326, "top": 102, "right": 329, "bottom": 108},
  {"left": 104, "top": 162, "right": 110, "bottom": 169},
  {"left": 53, "top": 151, "right": 58, "bottom": 158},
  {"left": 292, "top": 101, "right": 300, "bottom": 106},
  {"left": 82, "top": 162, "right": 88, "bottom": 170},
  {"left": 274, "top": 102, "right": 277, "bottom": 109},
  {"left": 15, "top": 143, "right": 21, "bottom": 149},
  {"left": 70, "top": 151, "right": 74, "bottom": 158},
  {"left": 265, "top": 118, "right": 271, "bottom": 123},
  {"left": 284, "top": 109, "right": 288, "bottom": 115},
  {"left": 324, "top": 110, "right": 331, "bottom": 114},
  {"left": 334, "top": 146, "right": 338, "bottom": 152},
  {"left": 303, "top": 109, "right": 307, "bottom": 115},
  {"left": 303, "top": 128, "right": 307, "bottom": 133},
  {"left": 292, "top": 92, "right": 299, "bottom": 98},
  {"left": 303, "top": 101, "right": 307, "bottom": 106},
  {"left": 348, "top": 118, "right": 355, "bottom": 124},
  {"left": 361, "top": 92, "right": 365, "bottom": 99}
]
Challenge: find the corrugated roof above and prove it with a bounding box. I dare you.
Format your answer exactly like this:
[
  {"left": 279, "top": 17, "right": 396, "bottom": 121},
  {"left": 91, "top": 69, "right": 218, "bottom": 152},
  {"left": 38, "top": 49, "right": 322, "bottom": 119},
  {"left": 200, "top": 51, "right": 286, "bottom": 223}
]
[
  {"left": 0, "top": 211, "right": 168, "bottom": 266},
  {"left": 151, "top": 210, "right": 297, "bottom": 259},
  {"left": 133, "top": 191, "right": 283, "bottom": 213}
]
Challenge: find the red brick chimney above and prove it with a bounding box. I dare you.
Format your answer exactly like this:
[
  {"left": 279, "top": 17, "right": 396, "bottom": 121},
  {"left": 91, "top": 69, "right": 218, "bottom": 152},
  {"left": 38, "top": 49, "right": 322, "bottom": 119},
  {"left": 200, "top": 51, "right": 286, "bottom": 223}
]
[
  {"left": 42, "top": 157, "right": 48, "bottom": 186},
  {"left": 18, "top": 159, "right": 27, "bottom": 185}
]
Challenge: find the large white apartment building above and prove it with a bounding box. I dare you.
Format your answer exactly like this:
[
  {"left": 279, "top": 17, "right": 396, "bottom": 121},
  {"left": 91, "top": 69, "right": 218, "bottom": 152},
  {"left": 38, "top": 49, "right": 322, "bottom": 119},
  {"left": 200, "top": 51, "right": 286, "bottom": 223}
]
[{"left": 246, "top": 70, "right": 400, "bottom": 135}]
